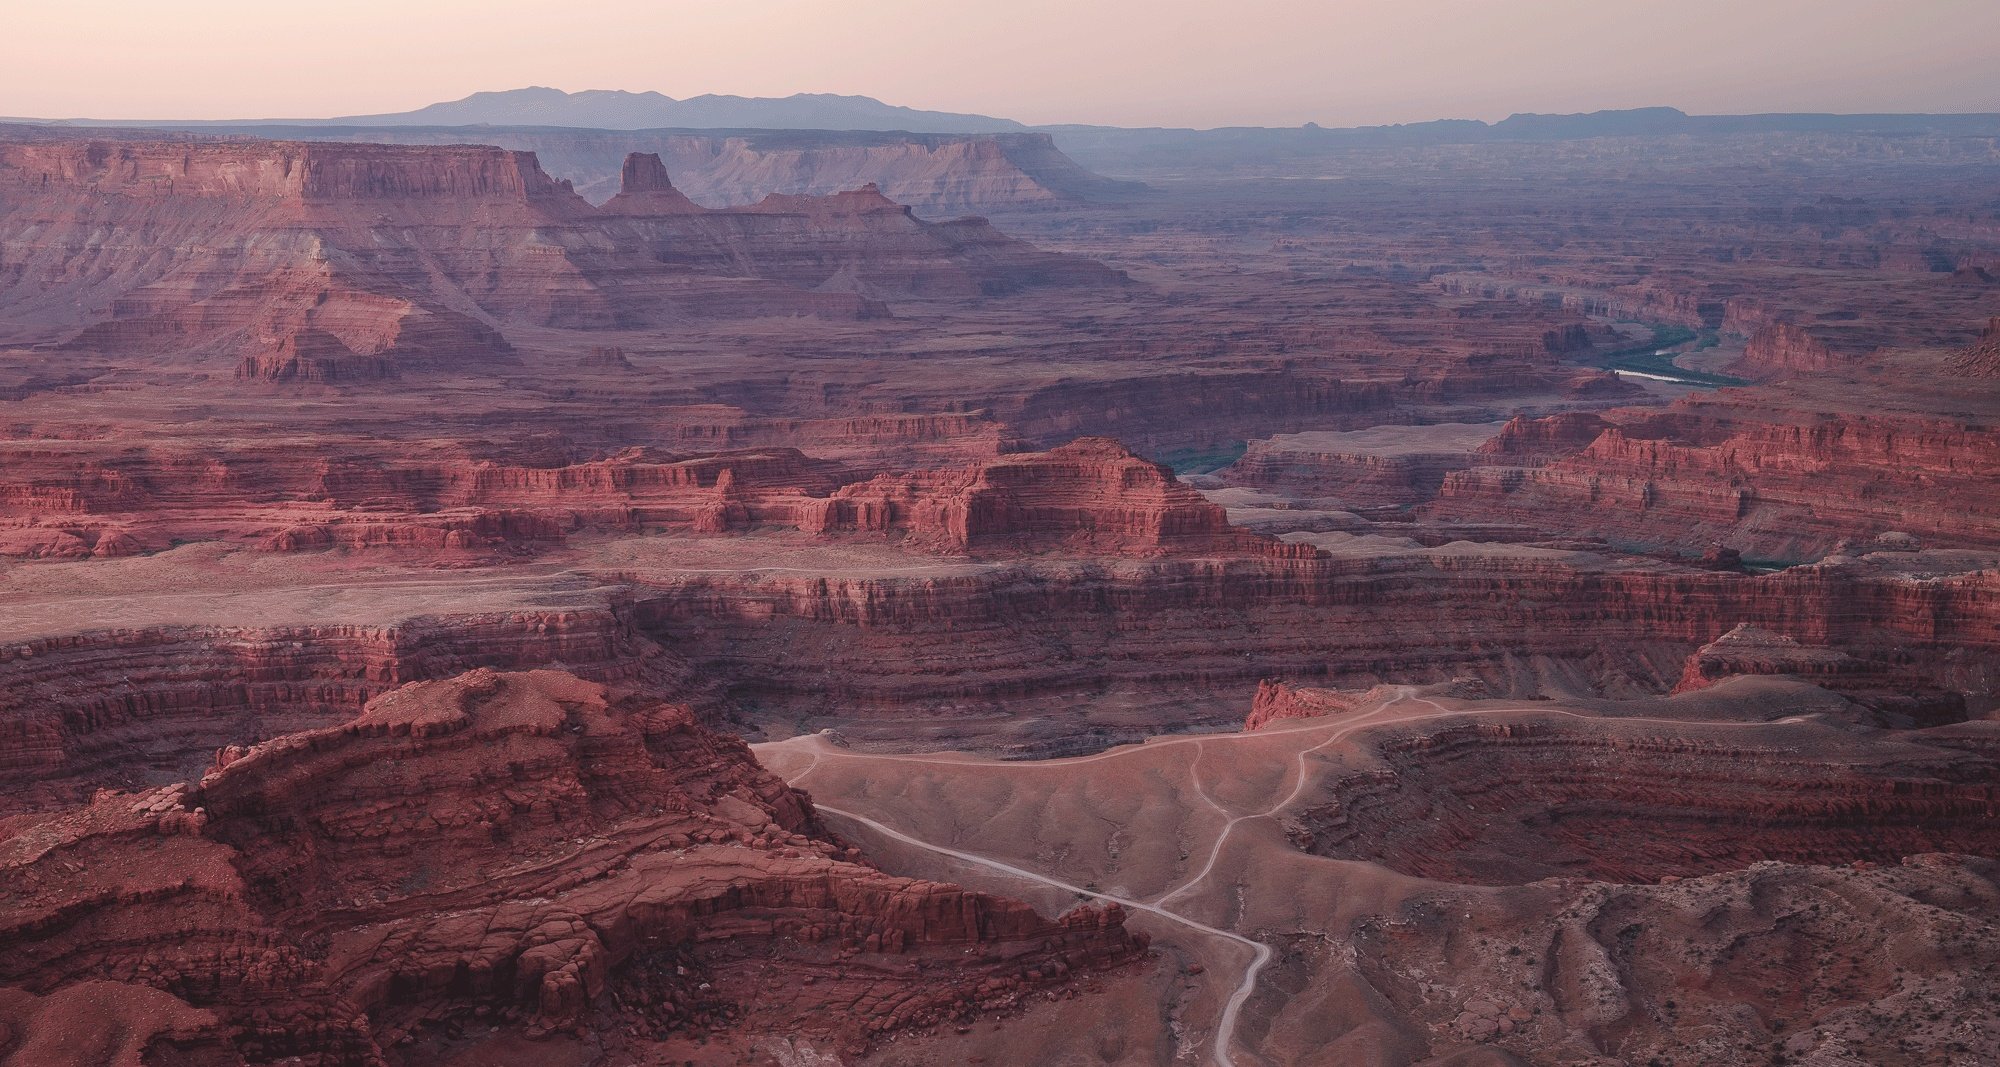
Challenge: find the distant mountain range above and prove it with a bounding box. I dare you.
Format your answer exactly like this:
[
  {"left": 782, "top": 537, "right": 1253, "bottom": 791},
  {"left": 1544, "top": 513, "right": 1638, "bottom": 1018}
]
[
  {"left": 11, "top": 92, "right": 2000, "bottom": 192},
  {"left": 15, "top": 87, "right": 1029, "bottom": 135},
  {"left": 15, "top": 90, "right": 1998, "bottom": 142}
]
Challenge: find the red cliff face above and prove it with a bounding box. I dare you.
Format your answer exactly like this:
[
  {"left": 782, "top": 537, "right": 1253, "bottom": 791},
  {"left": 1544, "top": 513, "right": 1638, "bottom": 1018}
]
[
  {"left": 1670, "top": 623, "right": 1963, "bottom": 723},
  {"left": 0, "top": 437, "right": 1281, "bottom": 563},
  {"left": 0, "top": 669, "right": 1144, "bottom": 1063},
  {"left": 1293, "top": 718, "right": 2000, "bottom": 885},
  {"left": 628, "top": 549, "right": 2000, "bottom": 744},
  {"left": 0, "top": 610, "right": 675, "bottom": 817},
  {"left": 1738, "top": 322, "right": 1845, "bottom": 377},
  {"left": 946, "top": 437, "right": 1287, "bottom": 556},
  {"left": 1430, "top": 398, "right": 2000, "bottom": 558},
  {"left": 0, "top": 139, "right": 1123, "bottom": 375}
]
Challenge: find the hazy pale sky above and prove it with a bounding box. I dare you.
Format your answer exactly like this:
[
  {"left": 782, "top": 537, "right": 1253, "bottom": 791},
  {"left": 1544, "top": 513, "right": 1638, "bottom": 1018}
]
[{"left": 4, "top": 0, "right": 1996, "bottom": 127}]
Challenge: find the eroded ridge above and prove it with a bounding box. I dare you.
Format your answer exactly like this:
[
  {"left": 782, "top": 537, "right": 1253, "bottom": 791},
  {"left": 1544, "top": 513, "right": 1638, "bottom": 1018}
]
[{"left": 0, "top": 669, "right": 1145, "bottom": 1064}]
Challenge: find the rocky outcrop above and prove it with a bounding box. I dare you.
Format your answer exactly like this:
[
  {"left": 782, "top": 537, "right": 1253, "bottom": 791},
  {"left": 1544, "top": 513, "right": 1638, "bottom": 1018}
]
[
  {"left": 1222, "top": 423, "right": 1507, "bottom": 507},
  {"left": 1244, "top": 680, "right": 1375, "bottom": 730},
  {"left": 934, "top": 437, "right": 1293, "bottom": 556},
  {"left": 1352, "top": 855, "right": 2000, "bottom": 1066},
  {"left": 0, "top": 437, "right": 1287, "bottom": 562},
  {"left": 1950, "top": 317, "right": 2000, "bottom": 378},
  {"left": 1737, "top": 322, "right": 1845, "bottom": 377},
  {"left": 0, "top": 670, "right": 1145, "bottom": 1063}
]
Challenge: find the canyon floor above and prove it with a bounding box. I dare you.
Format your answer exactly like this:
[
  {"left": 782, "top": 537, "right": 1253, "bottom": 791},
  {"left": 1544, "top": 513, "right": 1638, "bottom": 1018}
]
[{"left": 0, "top": 124, "right": 1996, "bottom": 1065}]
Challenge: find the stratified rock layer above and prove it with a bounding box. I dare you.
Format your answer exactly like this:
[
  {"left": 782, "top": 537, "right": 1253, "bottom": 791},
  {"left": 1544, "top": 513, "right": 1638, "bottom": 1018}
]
[
  {"left": 0, "top": 141, "right": 1123, "bottom": 377},
  {"left": 0, "top": 669, "right": 1144, "bottom": 1064},
  {"left": 1293, "top": 718, "right": 2000, "bottom": 885},
  {"left": 1430, "top": 398, "right": 2000, "bottom": 558}
]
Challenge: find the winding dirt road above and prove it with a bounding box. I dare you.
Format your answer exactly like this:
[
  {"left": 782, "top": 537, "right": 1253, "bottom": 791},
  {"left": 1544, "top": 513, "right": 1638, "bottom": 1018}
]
[{"left": 759, "top": 689, "right": 1807, "bottom": 1066}]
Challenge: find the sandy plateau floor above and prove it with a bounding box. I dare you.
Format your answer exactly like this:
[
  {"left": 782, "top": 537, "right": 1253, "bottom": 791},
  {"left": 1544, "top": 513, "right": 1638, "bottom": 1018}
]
[{"left": 754, "top": 687, "right": 1952, "bottom": 1066}]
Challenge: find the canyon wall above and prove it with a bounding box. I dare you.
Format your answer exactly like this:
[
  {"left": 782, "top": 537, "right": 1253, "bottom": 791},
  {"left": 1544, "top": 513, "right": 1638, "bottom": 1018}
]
[
  {"left": 0, "top": 141, "right": 1123, "bottom": 375},
  {"left": 1429, "top": 401, "right": 2000, "bottom": 558},
  {"left": 0, "top": 669, "right": 1145, "bottom": 1063},
  {"left": 1294, "top": 719, "right": 2000, "bottom": 884},
  {"left": 627, "top": 549, "right": 2000, "bottom": 741}
]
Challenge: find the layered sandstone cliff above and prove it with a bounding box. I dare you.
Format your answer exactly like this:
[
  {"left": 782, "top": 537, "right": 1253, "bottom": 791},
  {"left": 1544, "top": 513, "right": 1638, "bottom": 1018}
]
[
  {"left": 0, "top": 140, "right": 1123, "bottom": 376},
  {"left": 627, "top": 547, "right": 1999, "bottom": 744},
  {"left": 1671, "top": 623, "right": 1965, "bottom": 722},
  {"left": 1737, "top": 322, "right": 1847, "bottom": 377},
  {"left": 0, "top": 669, "right": 1144, "bottom": 1063},
  {"left": 0, "top": 437, "right": 1285, "bottom": 563},
  {"left": 127, "top": 126, "right": 1145, "bottom": 213},
  {"left": 1430, "top": 400, "right": 2000, "bottom": 558},
  {"left": 1294, "top": 718, "right": 2000, "bottom": 884}
]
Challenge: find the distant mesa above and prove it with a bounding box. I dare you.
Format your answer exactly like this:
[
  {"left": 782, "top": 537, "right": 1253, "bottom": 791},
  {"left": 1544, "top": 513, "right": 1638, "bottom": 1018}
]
[
  {"left": 0, "top": 137, "right": 1127, "bottom": 381},
  {"left": 332, "top": 86, "right": 1031, "bottom": 134}
]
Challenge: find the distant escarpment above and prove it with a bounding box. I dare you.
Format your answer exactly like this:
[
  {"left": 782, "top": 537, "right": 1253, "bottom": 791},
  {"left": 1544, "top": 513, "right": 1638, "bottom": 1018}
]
[
  {"left": 1425, "top": 398, "right": 2000, "bottom": 559},
  {"left": 628, "top": 548, "right": 2000, "bottom": 742},
  {"left": 1294, "top": 718, "right": 2000, "bottom": 885},
  {"left": 269, "top": 127, "right": 1148, "bottom": 213},
  {"left": 0, "top": 437, "right": 1289, "bottom": 563},
  {"left": 0, "top": 139, "right": 1124, "bottom": 377},
  {"left": 0, "top": 669, "right": 1145, "bottom": 1064}
]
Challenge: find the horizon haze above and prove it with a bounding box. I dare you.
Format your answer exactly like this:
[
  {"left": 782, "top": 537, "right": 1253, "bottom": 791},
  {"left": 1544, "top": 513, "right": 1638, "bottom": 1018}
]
[{"left": 4, "top": 0, "right": 1997, "bottom": 129}]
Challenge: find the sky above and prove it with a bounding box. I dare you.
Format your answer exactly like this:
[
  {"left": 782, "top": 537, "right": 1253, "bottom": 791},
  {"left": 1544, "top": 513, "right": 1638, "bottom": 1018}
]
[{"left": 3, "top": 0, "right": 1997, "bottom": 128}]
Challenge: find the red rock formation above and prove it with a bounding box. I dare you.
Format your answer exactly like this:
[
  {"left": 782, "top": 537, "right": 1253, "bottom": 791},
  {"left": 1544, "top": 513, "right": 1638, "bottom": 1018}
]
[
  {"left": 1671, "top": 623, "right": 1964, "bottom": 723},
  {"left": 1293, "top": 718, "right": 2000, "bottom": 884},
  {"left": 946, "top": 437, "right": 1289, "bottom": 555},
  {"left": 0, "top": 139, "right": 1123, "bottom": 372},
  {"left": 1431, "top": 397, "right": 2000, "bottom": 558},
  {"left": 191, "top": 126, "right": 1143, "bottom": 213},
  {"left": 1222, "top": 423, "right": 1506, "bottom": 507},
  {"left": 0, "top": 670, "right": 1144, "bottom": 1063},
  {"left": 0, "top": 437, "right": 1294, "bottom": 563},
  {"left": 1951, "top": 317, "right": 2000, "bottom": 378},
  {"left": 628, "top": 548, "right": 2000, "bottom": 744},
  {"left": 1737, "top": 322, "right": 1845, "bottom": 377},
  {"left": 0, "top": 610, "right": 674, "bottom": 817},
  {"left": 1244, "top": 680, "right": 1374, "bottom": 730}
]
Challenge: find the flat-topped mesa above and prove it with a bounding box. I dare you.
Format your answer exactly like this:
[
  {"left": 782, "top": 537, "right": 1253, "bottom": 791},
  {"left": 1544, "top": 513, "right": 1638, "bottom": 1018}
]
[
  {"left": 0, "top": 134, "right": 1123, "bottom": 364},
  {"left": 738, "top": 182, "right": 912, "bottom": 218},
  {"left": 1477, "top": 412, "right": 1614, "bottom": 458},
  {"left": 1432, "top": 397, "right": 2000, "bottom": 557},
  {"left": 296, "top": 143, "right": 582, "bottom": 203},
  {"left": 599, "top": 151, "right": 702, "bottom": 214},
  {"left": 0, "top": 139, "right": 586, "bottom": 207},
  {"left": 0, "top": 669, "right": 1145, "bottom": 1061},
  {"left": 949, "top": 437, "right": 1298, "bottom": 556}
]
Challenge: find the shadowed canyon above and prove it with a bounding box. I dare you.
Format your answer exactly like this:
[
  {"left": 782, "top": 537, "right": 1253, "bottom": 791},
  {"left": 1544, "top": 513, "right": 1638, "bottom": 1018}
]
[{"left": 1, "top": 97, "right": 1998, "bottom": 1067}]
